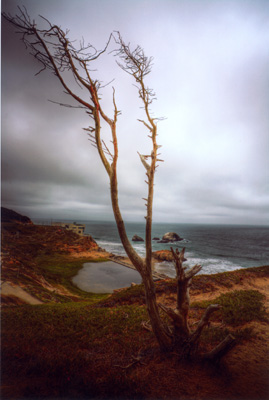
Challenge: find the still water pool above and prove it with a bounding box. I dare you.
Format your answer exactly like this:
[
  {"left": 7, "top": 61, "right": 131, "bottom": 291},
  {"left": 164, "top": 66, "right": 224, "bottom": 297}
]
[{"left": 72, "top": 261, "right": 142, "bottom": 293}]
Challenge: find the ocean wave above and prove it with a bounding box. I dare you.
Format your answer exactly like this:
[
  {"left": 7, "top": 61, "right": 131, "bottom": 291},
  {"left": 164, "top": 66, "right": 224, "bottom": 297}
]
[
  {"left": 132, "top": 244, "right": 146, "bottom": 256},
  {"left": 97, "top": 239, "right": 148, "bottom": 256},
  {"left": 96, "top": 239, "right": 248, "bottom": 276},
  {"left": 187, "top": 257, "right": 241, "bottom": 275},
  {"left": 97, "top": 240, "right": 125, "bottom": 255},
  {"left": 154, "top": 256, "right": 241, "bottom": 278},
  {"left": 153, "top": 262, "right": 175, "bottom": 278},
  {"left": 214, "top": 253, "right": 260, "bottom": 261}
]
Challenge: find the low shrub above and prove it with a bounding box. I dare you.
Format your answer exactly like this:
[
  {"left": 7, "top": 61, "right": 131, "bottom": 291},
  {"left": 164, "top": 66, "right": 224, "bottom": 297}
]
[{"left": 191, "top": 289, "right": 267, "bottom": 326}]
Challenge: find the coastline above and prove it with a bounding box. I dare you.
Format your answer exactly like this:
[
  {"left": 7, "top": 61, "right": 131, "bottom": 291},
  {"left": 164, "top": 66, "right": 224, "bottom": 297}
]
[
  {"left": 109, "top": 254, "right": 169, "bottom": 280},
  {"left": 1, "top": 218, "right": 269, "bottom": 304},
  {"left": 1, "top": 214, "right": 269, "bottom": 399},
  {"left": 2, "top": 264, "right": 268, "bottom": 400}
]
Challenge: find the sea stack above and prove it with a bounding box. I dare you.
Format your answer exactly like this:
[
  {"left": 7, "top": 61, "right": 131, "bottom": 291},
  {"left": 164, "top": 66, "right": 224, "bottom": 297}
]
[
  {"left": 159, "top": 232, "right": 183, "bottom": 243},
  {"left": 132, "top": 234, "right": 144, "bottom": 242}
]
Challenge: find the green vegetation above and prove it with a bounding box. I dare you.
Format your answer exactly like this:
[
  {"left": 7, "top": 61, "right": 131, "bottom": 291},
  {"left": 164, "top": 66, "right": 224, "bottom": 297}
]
[
  {"left": 2, "top": 218, "right": 269, "bottom": 398},
  {"left": 191, "top": 265, "right": 269, "bottom": 293},
  {"left": 191, "top": 289, "right": 268, "bottom": 326},
  {"left": 2, "top": 282, "right": 268, "bottom": 399},
  {"left": 1, "top": 220, "right": 111, "bottom": 303},
  {"left": 36, "top": 255, "right": 110, "bottom": 302},
  {"left": 2, "top": 302, "right": 150, "bottom": 349},
  {"left": 99, "top": 282, "right": 146, "bottom": 306},
  {"left": 2, "top": 302, "right": 152, "bottom": 399},
  {"left": 200, "top": 325, "right": 255, "bottom": 346},
  {"left": 218, "top": 290, "right": 268, "bottom": 325}
]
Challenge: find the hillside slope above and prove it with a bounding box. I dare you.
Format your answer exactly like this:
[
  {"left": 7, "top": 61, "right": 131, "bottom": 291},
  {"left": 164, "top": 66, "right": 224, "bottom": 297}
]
[
  {"left": 1, "top": 218, "right": 109, "bottom": 304},
  {"left": 1, "top": 209, "right": 269, "bottom": 399}
]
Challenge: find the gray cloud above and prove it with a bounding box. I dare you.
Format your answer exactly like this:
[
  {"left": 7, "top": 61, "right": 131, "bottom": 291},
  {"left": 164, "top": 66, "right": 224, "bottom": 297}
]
[{"left": 1, "top": 0, "right": 269, "bottom": 225}]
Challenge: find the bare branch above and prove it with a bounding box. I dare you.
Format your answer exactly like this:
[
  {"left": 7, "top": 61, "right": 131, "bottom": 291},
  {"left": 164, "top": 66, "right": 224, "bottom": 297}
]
[
  {"left": 203, "top": 334, "right": 236, "bottom": 362},
  {"left": 138, "top": 119, "right": 153, "bottom": 132},
  {"left": 48, "top": 99, "right": 87, "bottom": 109},
  {"left": 190, "top": 304, "right": 221, "bottom": 344},
  {"left": 3, "top": 9, "right": 237, "bottom": 358},
  {"left": 185, "top": 264, "right": 202, "bottom": 280},
  {"left": 138, "top": 152, "right": 151, "bottom": 172},
  {"left": 159, "top": 303, "right": 182, "bottom": 326},
  {"left": 102, "top": 140, "right": 114, "bottom": 160}
]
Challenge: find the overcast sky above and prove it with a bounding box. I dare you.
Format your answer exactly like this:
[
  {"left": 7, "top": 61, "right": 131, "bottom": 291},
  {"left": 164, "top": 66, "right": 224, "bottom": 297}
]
[{"left": 1, "top": 0, "right": 269, "bottom": 225}]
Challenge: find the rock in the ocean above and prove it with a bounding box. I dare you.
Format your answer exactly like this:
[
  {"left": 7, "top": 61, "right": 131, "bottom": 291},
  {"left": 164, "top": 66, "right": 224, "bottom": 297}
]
[
  {"left": 153, "top": 237, "right": 160, "bottom": 241},
  {"left": 162, "top": 232, "right": 183, "bottom": 242},
  {"left": 132, "top": 234, "right": 144, "bottom": 242},
  {"left": 153, "top": 250, "right": 174, "bottom": 261},
  {"left": 153, "top": 250, "right": 187, "bottom": 262}
]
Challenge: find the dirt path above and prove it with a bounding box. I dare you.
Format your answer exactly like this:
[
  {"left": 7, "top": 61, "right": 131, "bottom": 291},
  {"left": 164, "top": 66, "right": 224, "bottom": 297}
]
[{"left": 1, "top": 281, "right": 43, "bottom": 305}]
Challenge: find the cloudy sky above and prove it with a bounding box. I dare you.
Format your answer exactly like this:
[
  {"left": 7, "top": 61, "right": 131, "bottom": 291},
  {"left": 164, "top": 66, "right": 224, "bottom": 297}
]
[{"left": 2, "top": 0, "right": 269, "bottom": 225}]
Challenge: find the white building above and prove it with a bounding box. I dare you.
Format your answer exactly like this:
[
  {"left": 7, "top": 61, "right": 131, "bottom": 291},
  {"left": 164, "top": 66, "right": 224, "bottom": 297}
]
[{"left": 52, "top": 222, "right": 85, "bottom": 236}]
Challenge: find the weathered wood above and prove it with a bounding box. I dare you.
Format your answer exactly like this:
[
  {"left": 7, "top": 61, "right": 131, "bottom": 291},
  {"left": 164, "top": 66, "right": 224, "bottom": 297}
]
[
  {"left": 190, "top": 304, "right": 221, "bottom": 345},
  {"left": 203, "top": 334, "right": 236, "bottom": 362},
  {"left": 169, "top": 248, "right": 201, "bottom": 342},
  {"left": 3, "top": 9, "right": 238, "bottom": 359},
  {"left": 143, "top": 274, "right": 172, "bottom": 350}
]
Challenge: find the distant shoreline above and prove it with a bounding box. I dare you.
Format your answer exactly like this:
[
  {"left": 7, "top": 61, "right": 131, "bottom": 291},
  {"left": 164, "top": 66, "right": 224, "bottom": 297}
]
[{"left": 108, "top": 254, "right": 169, "bottom": 280}]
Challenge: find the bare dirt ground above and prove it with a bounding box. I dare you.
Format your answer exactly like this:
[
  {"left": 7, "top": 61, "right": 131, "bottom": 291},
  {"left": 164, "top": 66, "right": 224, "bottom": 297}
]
[{"left": 0, "top": 281, "right": 43, "bottom": 305}]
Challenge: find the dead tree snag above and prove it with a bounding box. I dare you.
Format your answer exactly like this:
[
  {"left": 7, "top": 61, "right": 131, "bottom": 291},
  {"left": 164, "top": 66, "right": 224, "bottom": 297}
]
[{"left": 2, "top": 8, "right": 235, "bottom": 359}]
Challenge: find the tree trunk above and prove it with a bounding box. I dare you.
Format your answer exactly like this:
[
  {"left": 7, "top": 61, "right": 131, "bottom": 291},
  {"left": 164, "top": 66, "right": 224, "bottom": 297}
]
[
  {"left": 142, "top": 272, "right": 172, "bottom": 351},
  {"left": 109, "top": 168, "right": 171, "bottom": 350},
  {"left": 3, "top": 10, "right": 238, "bottom": 362}
]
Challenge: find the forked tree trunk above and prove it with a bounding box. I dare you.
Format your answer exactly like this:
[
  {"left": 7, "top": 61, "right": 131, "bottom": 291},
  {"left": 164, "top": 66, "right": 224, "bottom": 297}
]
[
  {"left": 142, "top": 272, "right": 172, "bottom": 350},
  {"left": 159, "top": 247, "right": 236, "bottom": 360},
  {"left": 110, "top": 167, "right": 171, "bottom": 351},
  {"left": 3, "top": 10, "right": 236, "bottom": 361}
]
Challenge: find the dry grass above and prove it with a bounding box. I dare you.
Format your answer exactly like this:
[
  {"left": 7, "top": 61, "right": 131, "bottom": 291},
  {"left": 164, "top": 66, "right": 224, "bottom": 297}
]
[
  {"left": 1, "top": 222, "right": 269, "bottom": 399},
  {"left": 2, "top": 275, "right": 269, "bottom": 400}
]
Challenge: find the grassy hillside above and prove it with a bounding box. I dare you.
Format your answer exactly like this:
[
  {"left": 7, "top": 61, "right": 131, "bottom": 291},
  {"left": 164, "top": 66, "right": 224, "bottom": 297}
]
[
  {"left": 2, "top": 281, "right": 268, "bottom": 399},
  {"left": 1, "top": 221, "right": 110, "bottom": 303},
  {"left": 1, "top": 218, "right": 269, "bottom": 399}
]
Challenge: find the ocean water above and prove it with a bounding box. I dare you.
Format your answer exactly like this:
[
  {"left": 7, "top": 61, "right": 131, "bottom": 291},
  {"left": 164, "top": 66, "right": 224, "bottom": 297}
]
[
  {"left": 81, "top": 221, "right": 269, "bottom": 278},
  {"left": 34, "top": 218, "right": 269, "bottom": 278}
]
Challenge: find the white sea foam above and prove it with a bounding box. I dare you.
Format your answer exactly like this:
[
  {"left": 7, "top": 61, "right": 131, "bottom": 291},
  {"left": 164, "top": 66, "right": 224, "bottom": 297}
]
[
  {"left": 187, "top": 257, "right": 241, "bottom": 275},
  {"left": 154, "top": 256, "right": 241, "bottom": 278},
  {"left": 97, "top": 239, "right": 148, "bottom": 256},
  {"left": 97, "top": 240, "right": 125, "bottom": 255},
  {"left": 153, "top": 262, "right": 175, "bottom": 278},
  {"left": 97, "top": 239, "right": 242, "bottom": 276}
]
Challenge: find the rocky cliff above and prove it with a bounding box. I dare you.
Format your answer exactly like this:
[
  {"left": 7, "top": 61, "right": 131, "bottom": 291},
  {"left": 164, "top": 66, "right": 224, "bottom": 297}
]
[{"left": 1, "top": 208, "right": 103, "bottom": 304}]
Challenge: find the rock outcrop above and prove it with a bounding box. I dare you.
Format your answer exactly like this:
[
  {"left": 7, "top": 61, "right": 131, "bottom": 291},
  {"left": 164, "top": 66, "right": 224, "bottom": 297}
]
[
  {"left": 1, "top": 207, "right": 32, "bottom": 224},
  {"left": 1, "top": 219, "right": 101, "bottom": 305},
  {"left": 132, "top": 235, "right": 144, "bottom": 242},
  {"left": 153, "top": 250, "right": 187, "bottom": 262},
  {"left": 153, "top": 250, "right": 174, "bottom": 261},
  {"left": 158, "top": 232, "right": 183, "bottom": 243}
]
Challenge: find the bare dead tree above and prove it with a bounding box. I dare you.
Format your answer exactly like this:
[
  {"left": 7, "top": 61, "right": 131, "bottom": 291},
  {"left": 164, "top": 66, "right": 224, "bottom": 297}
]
[{"left": 2, "top": 8, "right": 235, "bottom": 359}]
